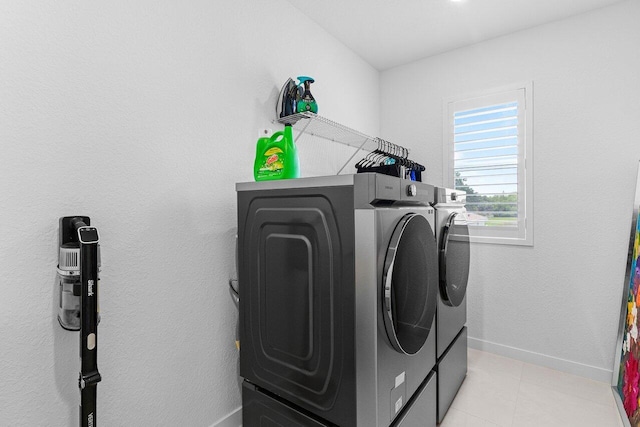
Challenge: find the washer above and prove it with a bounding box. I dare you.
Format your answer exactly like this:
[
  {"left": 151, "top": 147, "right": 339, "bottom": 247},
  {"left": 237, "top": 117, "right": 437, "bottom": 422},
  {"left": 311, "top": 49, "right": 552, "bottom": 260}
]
[
  {"left": 237, "top": 173, "right": 439, "bottom": 427},
  {"left": 434, "top": 187, "right": 471, "bottom": 424}
]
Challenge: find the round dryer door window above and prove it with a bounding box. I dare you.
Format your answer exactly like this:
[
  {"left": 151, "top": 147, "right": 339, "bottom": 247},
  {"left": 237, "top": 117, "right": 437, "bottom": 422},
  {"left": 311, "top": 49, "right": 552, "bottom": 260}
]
[
  {"left": 439, "top": 211, "right": 470, "bottom": 307},
  {"left": 382, "top": 213, "right": 438, "bottom": 355}
]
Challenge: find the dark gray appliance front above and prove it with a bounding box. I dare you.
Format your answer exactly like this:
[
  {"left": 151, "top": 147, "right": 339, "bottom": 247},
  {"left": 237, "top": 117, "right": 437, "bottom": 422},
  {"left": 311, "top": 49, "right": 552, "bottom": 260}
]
[
  {"left": 433, "top": 189, "right": 471, "bottom": 424},
  {"left": 391, "top": 371, "right": 437, "bottom": 427},
  {"left": 238, "top": 185, "right": 356, "bottom": 427},
  {"left": 237, "top": 174, "right": 439, "bottom": 427},
  {"left": 373, "top": 207, "right": 437, "bottom": 425},
  {"left": 437, "top": 211, "right": 470, "bottom": 358},
  {"left": 242, "top": 381, "right": 332, "bottom": 427},
  {"left": 437, "top": 327, "right": 467, "bottom": 423}
]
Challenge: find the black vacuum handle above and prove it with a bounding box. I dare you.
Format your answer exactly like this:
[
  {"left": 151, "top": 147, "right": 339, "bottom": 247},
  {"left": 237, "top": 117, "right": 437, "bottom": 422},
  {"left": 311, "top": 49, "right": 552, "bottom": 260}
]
[{"left": 77, "top": 222, "right": 101, "bottom": 427}]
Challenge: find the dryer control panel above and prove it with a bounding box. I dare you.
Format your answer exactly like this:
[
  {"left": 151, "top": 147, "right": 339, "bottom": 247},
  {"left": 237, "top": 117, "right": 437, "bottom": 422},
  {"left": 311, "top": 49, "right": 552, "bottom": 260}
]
[
  {"left": 355, "top": 173, "right": 435, "bottom": 207},
  {"left": 435, "top": 187, "right": 467, "bottom": 205}
]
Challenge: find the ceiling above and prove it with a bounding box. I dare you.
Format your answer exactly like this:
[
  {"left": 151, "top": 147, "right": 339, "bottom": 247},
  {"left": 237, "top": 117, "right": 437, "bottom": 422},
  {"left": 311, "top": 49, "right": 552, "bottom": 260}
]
[{"left": 284, "top": 0, "right": 627, "bottom": 70}]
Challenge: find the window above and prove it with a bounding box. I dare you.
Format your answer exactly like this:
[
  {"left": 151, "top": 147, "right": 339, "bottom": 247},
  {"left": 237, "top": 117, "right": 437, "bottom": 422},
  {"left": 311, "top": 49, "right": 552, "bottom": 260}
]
[{"left": 444, "top": 83, "right": 533, "bottom": 246}]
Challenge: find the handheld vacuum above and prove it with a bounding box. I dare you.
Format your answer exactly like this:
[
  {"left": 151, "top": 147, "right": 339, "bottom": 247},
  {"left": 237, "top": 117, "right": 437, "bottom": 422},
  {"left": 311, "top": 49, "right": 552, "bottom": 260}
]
[{"left": 57, "top": 216, "right": 101, "bottom": 427}]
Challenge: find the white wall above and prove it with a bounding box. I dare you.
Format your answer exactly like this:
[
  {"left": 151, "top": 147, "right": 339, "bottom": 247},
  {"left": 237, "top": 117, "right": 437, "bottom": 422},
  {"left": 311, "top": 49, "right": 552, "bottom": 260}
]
[
  {"left": 0, "top": 1, "right": 378, "bottom": 425},
  {"left": 381, "top": 0, "right": 640, "bottom": 381}
]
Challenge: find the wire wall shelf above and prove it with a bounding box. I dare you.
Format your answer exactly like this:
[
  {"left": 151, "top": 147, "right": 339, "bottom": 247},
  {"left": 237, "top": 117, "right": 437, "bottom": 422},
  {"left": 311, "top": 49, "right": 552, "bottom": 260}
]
[
  {"left": 277, "top": 112, "right": 375, "bottom": 150},
  {"left": 275, "top": 112, "right": 410, "bottom": 175}
]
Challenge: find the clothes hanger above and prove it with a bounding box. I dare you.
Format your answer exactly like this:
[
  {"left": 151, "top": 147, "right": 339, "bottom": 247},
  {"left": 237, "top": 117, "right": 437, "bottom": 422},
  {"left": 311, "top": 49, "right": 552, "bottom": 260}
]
[{"left": 356, "top": 139, "right": 382, "bottom": 168}]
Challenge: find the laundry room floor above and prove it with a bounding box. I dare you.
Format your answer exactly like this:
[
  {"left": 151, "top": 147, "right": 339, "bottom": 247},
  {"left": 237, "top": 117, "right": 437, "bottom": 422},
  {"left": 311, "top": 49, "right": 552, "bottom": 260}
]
[{"left": 440, "top": 348, "right": 624, "bottom": 427}]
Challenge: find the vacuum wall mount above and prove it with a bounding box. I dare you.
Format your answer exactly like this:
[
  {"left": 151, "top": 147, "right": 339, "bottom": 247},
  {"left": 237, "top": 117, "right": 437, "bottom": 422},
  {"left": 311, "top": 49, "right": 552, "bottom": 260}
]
[{"left": 57, "top": 216, "right": 102, "bottom": 427}]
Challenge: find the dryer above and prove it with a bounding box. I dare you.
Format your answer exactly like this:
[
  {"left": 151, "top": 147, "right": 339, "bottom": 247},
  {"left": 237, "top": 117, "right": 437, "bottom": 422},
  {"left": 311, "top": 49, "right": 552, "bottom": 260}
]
[
  {"left": 236, "top": 173, "right": 439, "bottom": 427},
  {"left": 434, "top": 187, "right": 471, "bottom": 424}
]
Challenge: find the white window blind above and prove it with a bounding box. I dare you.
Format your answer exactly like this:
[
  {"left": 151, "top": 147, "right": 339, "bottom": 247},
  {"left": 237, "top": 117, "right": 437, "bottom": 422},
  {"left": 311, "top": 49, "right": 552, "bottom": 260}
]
[{"left": 445, "top": 84, "right": 533, "bottom": 246}]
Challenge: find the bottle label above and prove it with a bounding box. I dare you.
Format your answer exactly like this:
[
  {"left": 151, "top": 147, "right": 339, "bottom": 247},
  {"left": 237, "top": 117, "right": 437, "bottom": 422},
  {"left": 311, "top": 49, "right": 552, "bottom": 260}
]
[{"left": 257, "top": 147, "right": 285, "bottom": 177}]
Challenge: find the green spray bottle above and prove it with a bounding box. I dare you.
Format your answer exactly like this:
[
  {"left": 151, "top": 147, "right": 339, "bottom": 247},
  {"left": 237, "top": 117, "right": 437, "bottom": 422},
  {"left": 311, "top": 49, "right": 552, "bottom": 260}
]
[
  {"left": 296, "top": 76, "right": 318, "bottom": 114},
  {"left": 254, "top": 125, "right": 300, "bottom": 181}
]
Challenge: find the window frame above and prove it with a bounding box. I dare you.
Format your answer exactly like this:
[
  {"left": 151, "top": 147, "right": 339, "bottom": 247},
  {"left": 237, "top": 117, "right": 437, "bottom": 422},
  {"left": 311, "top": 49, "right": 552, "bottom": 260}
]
[{"left": 443, "top": 82, "right": 533, "bottom": 246}]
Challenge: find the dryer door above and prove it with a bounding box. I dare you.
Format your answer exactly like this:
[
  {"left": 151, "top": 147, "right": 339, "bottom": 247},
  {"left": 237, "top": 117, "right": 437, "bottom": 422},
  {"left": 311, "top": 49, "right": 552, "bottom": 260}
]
[
  {"left": 439, "top": 211, "right": 470, "bottom": 307},
  {"left": 382, "top": 213, "right": 438, "bottom": 355}
]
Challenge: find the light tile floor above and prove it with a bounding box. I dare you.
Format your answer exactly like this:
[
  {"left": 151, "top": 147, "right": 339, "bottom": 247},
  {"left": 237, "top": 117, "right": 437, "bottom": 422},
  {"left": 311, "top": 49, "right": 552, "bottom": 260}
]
[{"left": 439, "top": 348, "right": 625, "bottom": 427}]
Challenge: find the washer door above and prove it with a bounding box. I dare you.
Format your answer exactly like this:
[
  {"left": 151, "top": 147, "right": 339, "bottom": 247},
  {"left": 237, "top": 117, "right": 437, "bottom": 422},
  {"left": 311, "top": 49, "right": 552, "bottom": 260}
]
[
  {"left": 439, "top": 211, "right": 470, "bottom": 307},
  {"left": 382, "top": 213, "right": 438, "bottom": 355}
]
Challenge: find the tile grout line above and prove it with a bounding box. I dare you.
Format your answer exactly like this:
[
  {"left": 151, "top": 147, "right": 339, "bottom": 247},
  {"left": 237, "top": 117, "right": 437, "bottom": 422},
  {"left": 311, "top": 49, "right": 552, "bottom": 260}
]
[
  {"left": 509, "top": 375, "right": 525, "bottom": 427},
  {"left": 462, "top": 350, "right": 620, "bottom": 426},
  {"left": 466, "top": 350, "right": 524, "bottom": 426},
  {"left": 449, "top": 406, "right": 503, "bottom": 427},
  {"left": 476, "top": 350, "right": 612, "bottom": 410},
  {"left": 518, "top": 376, "right": 616, "bottom": 412}
]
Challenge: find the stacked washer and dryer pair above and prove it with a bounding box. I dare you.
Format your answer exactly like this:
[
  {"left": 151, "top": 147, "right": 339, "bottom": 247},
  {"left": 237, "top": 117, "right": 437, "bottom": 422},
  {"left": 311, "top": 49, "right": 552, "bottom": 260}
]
[{"left": 236, "top": 174, "right": 470, "bottom": 427}]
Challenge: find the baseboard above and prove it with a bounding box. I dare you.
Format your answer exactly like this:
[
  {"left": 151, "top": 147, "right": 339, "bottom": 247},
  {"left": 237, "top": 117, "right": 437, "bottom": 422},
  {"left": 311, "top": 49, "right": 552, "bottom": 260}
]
[
  {"left": 613, "top": 386, "right": 632, "bottom": 427},
  {"left": 211, "top": 406, "right": 242, "bottom": 427},
  {"left": 468, "top": 336, "right": 613, "bottom": 383}
]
